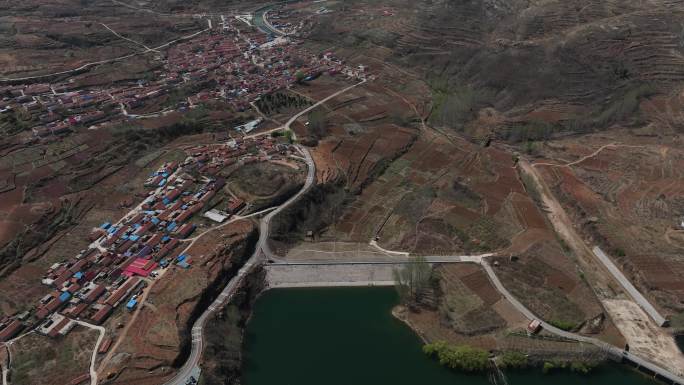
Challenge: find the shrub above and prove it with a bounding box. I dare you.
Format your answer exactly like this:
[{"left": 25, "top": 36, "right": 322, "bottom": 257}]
[
  {"left": 498, "top": 351, "right": 528, "bottom": 369},
  {"left": 423, "top": 342, "right": 489, "bottom": 372},
  {"left": 570, "top": 361, "right": 596, "bottom": 374},
  {"left": 542, "top": 361, "right": 556, "bottom": 374},
  {"left": 548, "top": 319, "right": 576, "bottom": 331}
]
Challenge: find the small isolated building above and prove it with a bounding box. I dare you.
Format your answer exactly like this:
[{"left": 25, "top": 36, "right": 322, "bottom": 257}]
[
  {"left": 126, "top": 298, "right": 138, "bottom": 311},
  {"left": 227, "top": 197, "right": 245, "bottom": 214},
  {"left": 203, "top": 209, "right": 227, "bottom": 223},
  {"left": 527, "top": 319, "right": 542, "bottom": 335}
]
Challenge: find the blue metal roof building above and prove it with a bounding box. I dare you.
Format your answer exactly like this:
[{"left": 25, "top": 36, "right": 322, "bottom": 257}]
[
  {"left": 59, "top": 292, "right": 72, "bottom": 302},
  {"left": 126, "top": 299, "right": 137, "bottom": 310}
]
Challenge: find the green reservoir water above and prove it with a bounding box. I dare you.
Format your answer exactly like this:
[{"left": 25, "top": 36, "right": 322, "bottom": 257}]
[{"left": 242, "top": 287, "right": 660, "bottom": 385}]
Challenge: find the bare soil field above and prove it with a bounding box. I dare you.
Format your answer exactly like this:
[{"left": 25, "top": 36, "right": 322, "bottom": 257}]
[
  {"left": 288, "top": 74, "right": 602, "bottom": 335},
  {"left": 603, "top": 299, "right": 684, "bottom": 377}
]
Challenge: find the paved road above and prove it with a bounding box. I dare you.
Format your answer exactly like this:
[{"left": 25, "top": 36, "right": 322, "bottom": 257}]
[
  {"left": 253, "top": 3, "right": 286, "bottom": 36},
  {"left": 164, "top": 144, "right": 316, "bottom": 385},
  {"left": 260, "top": 146, "right": 315, "bottom": 259},
  {"left": 245, "top": 79, "right": 367, "bottom": 141},
  {"left": 369, "top": 239, "right": 409, "bottom": 256},
  {"left": 592, "top": 247, "right": 667, "bottom": 326},
  {"left": 481, "top": 260, "right": 684, "bottom": 385},
  {"left": 267, "top": 253, "right": 492, "bottom": 265}
]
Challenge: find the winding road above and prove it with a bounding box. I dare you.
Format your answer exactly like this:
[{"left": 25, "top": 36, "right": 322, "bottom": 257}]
[
  {"left": 1, "top": 346, "right": 8, "bottom": 385},
  {"left": 481, "top": 260, "right": 684, "bottom": 384},
  {"left": 166, "top": 79, "right": 365, "bottom": 384},
  {"left": 244, "top": 79, "right": 367, "bottom": 141},
  {"left": 104, "top": 77, "right": 363, "bottom": 385},
  {"left": 164, "top": 145, "right": 315, "bottom": 385},
  {"left": 252, "top": 4, "right": 286, "bottom": 36},
  {"left": 74, "top": 321, "right": 106, "bottom": 385}
]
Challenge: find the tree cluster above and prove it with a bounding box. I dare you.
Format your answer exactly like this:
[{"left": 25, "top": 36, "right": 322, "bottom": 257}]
[
  {"left": 497, "top": 351, "right": 528, "bottom": 369},
  {"left": 423, "top": 341, "right": 490, "bottom": 372},
  {"left": 393, "top": 256, "right": 431, "bottom": 306},
  {"left": 256, "top": 92, "right": 311, "bottom": 115}
]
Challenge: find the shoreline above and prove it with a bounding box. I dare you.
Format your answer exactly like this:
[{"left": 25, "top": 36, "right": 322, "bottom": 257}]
[
  {"left": 200, "top": 284, "right": 658, "bottom": 384},
  {"left": 390, "top": 301, "right": 616, "bottom": 376},
  {"left": 231, "top": 286, "right": 658, "bottom": 385}
]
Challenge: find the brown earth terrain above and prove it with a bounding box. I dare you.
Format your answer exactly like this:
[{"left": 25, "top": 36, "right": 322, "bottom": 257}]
[
  {"left": 532, "top": 132, "right": 684, "bottom": 313},
  {"left": 3, "top": 0, "right": 684, "bottom": 383},
  {"left": 0, "top": 111, "right": 243, "bottom": 317},
  {"left": 8, "top": 326, "right": 97, "bottom": 385},
  {"left": 0, "top": 0, "right": 204, "bottom": 79},
  {"left": 398, "top": 263, "right": 614, "bottom": 362},
  {"left": 98, "top": 219, "right": 256, "bottom": 385}
]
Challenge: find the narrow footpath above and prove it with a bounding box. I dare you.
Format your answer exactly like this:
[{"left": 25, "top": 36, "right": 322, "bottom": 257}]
[{"left": 74, "top": 321, "right": 106, "bottom": 385}]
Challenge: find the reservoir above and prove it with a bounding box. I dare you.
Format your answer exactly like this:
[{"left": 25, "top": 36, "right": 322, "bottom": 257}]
[
  {"left": 677, "top": 334, "right": 684, "bottom": 355},
  {"left": 242, "top": 287, "right": 660, "bottom": 385}
]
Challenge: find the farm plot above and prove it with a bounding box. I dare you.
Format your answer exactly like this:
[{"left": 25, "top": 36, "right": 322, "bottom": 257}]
[
  {"left": 437, "top": 279, "right": 505, "bottom": 336},
  {"left": 318, "top": 132, "right": 522, "bottom": 255},
  {"left": 535, "top": 132, "right": 684, "bottom": 311},
  {"left": 493, "top": 239, "right": 604, "bottom": 331}
]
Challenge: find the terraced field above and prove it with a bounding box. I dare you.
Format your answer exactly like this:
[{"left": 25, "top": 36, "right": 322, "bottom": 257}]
[
  {"left": 309, "top": 0, "right": 684, "bottom": 143},
  {"left": 0, "top": 0, "right": 205, "bottom": 79},
  {"left": 535, "top": 133, "right": 684, "bottom": 313}
]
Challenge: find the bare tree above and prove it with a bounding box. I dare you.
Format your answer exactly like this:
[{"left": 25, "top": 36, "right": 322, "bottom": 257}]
[{"left": 393, "top": 256, "right": 431, "bottom": 306}]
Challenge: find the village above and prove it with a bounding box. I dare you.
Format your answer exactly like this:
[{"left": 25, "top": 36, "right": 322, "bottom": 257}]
[
  {"left": 0, "top": 0, "right": 369, "bottom": 351},
  {"left": 0, "top": 130, "right": 305, "bottom": 356},
  {"left": 0, "top": 0, "right": 364, "bottom": 343},
  {"left": 0, "top": 6, "right": 366, "bottom": 139},
  {"left": 0, "top": 2, "right": 369, "bottom": 383}
]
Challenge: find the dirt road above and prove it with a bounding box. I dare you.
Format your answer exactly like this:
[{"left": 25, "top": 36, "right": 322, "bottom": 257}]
[
  {"left": 519, "top": 159, "right": 684, "bottom": 376},
  {"left": 74, "top": 321, "right": 107, "bottom": 385},
  {"left": 519, "top": 160, "right": 613, "bottom": 292}
]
